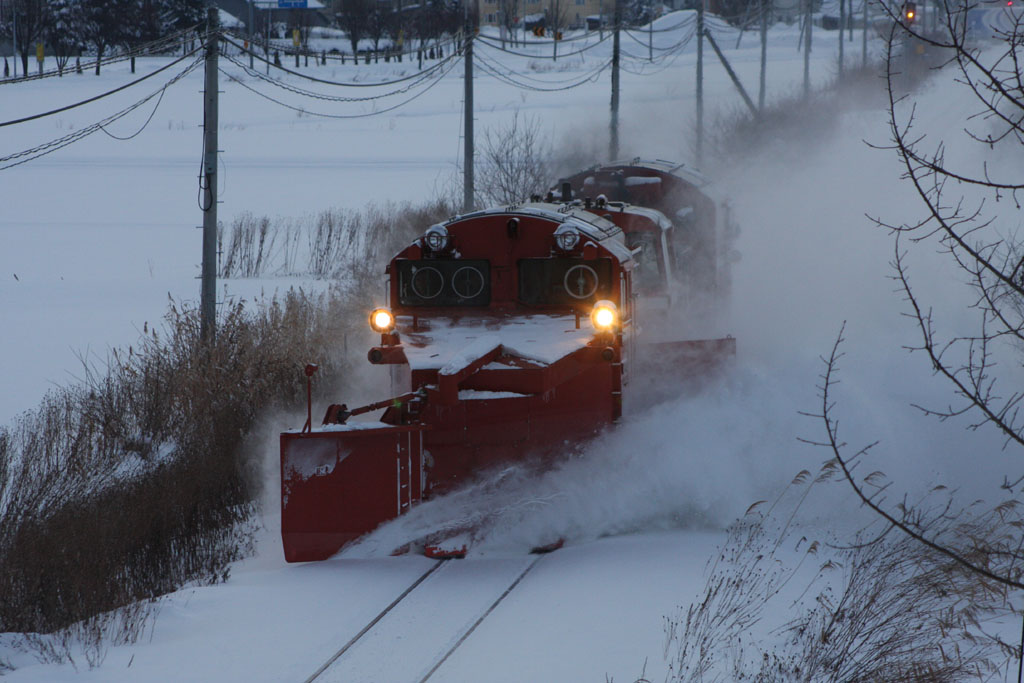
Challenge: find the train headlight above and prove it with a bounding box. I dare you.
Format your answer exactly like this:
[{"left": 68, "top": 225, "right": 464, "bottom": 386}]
[
  {"left": 424, "top": 225, "right": 449, "bottom": 252},
  {"left": 369, "top": 307, "right": 395, "bottom": 333},
  {"left": 591, "top": 300, "right": 618, "bottom": 331},
  {"left": 554, "top": 224, "right": 580, "bottom": 251}
]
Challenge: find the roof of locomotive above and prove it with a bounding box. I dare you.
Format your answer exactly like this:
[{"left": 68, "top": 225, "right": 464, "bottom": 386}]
[
  {"left": 602, "top": 158, "right": 711, "bottom": 189},
  {"left": 580, "top": 200, "right": 674, "bottom": 232},
  {"left": 441, "top": 203, "right": 636, "bottom": 267}
]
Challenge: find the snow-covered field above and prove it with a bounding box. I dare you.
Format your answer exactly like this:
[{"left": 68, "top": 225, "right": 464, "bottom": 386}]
[
  {"left": 2, "top": 13, "right": 1020, "bottom": 680},
  {"left": 0, "top": 15, "right": 841, "bottom": 427}
]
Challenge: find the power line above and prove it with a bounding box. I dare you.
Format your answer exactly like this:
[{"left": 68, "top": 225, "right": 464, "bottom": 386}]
[
  {"left": 474, "top": 32, "right": 611, "bottom": 59},
  {"left": 0, "top": 56, "right": 204, "bottom": 170},
  {"left": 221, "top": 51, "right": 451, "bottom": 103},
  {"left": 625, "top": 17, "right": 698, "bottom": 34},
  {"left": 473, "top": 43, "right": 607, "bottom": 85},
  {"left": 0, "top": 25, "right": 205, "bottom": 86},
  {"left": 231, "top": 29, "right": 463, "bottom": 63},
  {"left": 620, "top": 48, "right": 694, "bottom": 69},
  {"left": 219, "top": 33, "right": 458, "bottom": 88},
  {"left": 0, "top": 44, "right": 204, "bottom": 128},
  {"left": 623, "top": 26, "right": 697, "bottom": 52},
  {"left": 474, "top": 51, "right": 612, "bottom": 92},
  {"left": 489, "top": 27, "right": 618, "bottom": 46},
  {"left": 618, "top": 32, "right": 697, "bottom": 75},
  {"left": 99, "top": 85, "right": 167, "bottom": 140},
  {"left": 217, "top": 53, "right": 460, "bottom": 119}
]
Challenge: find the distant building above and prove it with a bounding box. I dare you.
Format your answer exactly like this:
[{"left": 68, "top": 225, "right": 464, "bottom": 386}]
[{"left": 476, "top": 0, "right": 618, "bottom": 30}]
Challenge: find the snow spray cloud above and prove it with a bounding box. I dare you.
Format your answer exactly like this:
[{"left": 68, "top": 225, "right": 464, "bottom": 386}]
[
  {"left": 343, "top": 362, "right": 821, "bottom": 558},
  {"left": 346, "top": 66, "right": 1019, "bottom": 558}
]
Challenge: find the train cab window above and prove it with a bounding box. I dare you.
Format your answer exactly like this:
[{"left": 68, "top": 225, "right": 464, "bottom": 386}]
[
  {"left": 625, "top": 232, "right": 664, "bottom": 292},
  {"left": 518, "top": 257, "right": 614, "bottom": 306},
  {"left": 396, "top": 259, "right": 491, "bottom": 306}
]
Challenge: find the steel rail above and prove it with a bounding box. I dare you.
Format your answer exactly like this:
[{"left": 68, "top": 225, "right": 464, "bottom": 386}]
[
  {"left": 417, "top": 554, "right": 546, "bottom": 682},
  {"left": 304, "top": 560, "right": 445, "bottom": 683},
  {"left": 305, "top": 551, "right": 550, "bottom": 682}
]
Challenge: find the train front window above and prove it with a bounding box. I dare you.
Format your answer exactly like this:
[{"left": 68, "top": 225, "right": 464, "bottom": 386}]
[
  {"left": 625, "top": 232, "right": 664, "bottom": 292},
  {"left": 397, "top": 260, "right": 491, "bottom": 306},
  {"left": 518, "top": 257, "right": 614, "bottom": 306}
]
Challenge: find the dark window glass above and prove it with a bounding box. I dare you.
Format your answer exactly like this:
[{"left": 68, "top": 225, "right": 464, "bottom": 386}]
[
  {"left": 518, "top": 258, "right": 614, "bottom": 306},
  {"left": 626, "top": 232, "right": 664, "bottom": 292},
  {"left": 397, "top": 260, "right": 491, "bottom": 307}
]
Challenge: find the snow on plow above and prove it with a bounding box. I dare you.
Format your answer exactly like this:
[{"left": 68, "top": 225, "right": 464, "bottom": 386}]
[{"left": 282, "top": 162, "right": 736, "bottom": 562}]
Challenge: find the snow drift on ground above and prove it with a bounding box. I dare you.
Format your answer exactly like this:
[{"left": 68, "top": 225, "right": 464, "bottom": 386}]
[{"left": 2, "top": 15, "right": 1020, "bottom": 681}]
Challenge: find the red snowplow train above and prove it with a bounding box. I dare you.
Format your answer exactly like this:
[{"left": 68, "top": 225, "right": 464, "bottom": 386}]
[{"left": 280, "top": 160, "right": 735, "bottom": 563}]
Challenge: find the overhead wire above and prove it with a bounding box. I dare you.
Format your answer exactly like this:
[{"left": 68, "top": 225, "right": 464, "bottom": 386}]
[
  {"left": 0, "top": 55, "right": 204, "bottom": 170},
  {"left": 230, "top": 29, "right": 463, "bottom": 62},
  {"left": 474, "top": 32, "right": 611, "bottom": 59},
  {"left": 217, "top": 51, "right": 460, "bottom": 119},
  {"left": 623, "top": 26, "right": 697, "bottom": 52},
  {"left": 618, "top": 29, "right": 698, "bottom": 75},
  {"left": 473, "top": 46, "right": 608, "bottom": 87},
  {"left": 99, "top": 85, "right": 167, "bottom": 140},
  {"left": 620, "top": 39, "right": 691, "bottom": 64},
  {"left": 625, "top": 16, "right": 698, "bottom": 33},
  {"left": 0, "top": 25, "right": 205, "bottom": 86},
  {"left": 620, "top": 23, "right": 700, "bottom": 61},
  {"left": 499, "top": 26, "right": 622, "bottom": 45},
  {"left": 0, "top": 14, "right": 703, "bottom": 172},
  {"left": 0, "top": 44, "right": 205, "bottom": 128},
  {"left": 474, "top": 50, "right": 612, "bottom": 92},
  {"left": 473, "top": 35, "right": 621, "bottom": 89},
  {"left": 220, "top": 33, "right": 459, "bottom": 88},
  {"left": 619, "top": 37, "right": 697, "bottom": 75},
  {"left": 221, "top": 50, "right": 454, "bottom": 102}
]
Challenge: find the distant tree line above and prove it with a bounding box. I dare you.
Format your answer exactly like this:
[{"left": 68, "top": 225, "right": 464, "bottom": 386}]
[
  {"left": 0, "top": 0, "right": 207, "bottom": 76},
  {"left": 332, "top": 0, "right": 464, "bottom": 56}
]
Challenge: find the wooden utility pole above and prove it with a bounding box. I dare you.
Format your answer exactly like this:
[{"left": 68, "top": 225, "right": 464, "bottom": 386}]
[
  {"left": 802, "top": 0, "right": 811, "bottom": 98},
  {"left": 862, "top": 0, "right": 868, "bottom": 68},
  {"left": 648, "top": 4, "right": 653, "bottom": 61},
  {"left": 696, "top": 0, "right": 705, "bottom": 165},
  {"left": 705, "top": 30, "right": 757, "bottom": 116},
  {"left": 248, "top": 1, "right": 255, "bottom": 69},
  {"left": 463, "top": 17, "right": 475, "bottom": 212},
  {"left": 610, "top": 1, "right": 621, "bottom": 160},
  {"left": 759, "top": 0, "right": 768, "bottom": 110},
  {"left": 201, "top": 8, "right": 220, "bottom": 341},
  {"left": 839, "top": 0, "right": 845, "bottom": 77}
]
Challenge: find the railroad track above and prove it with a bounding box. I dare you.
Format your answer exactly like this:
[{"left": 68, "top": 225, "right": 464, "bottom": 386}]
[{"left": 305, "top": 554, "right": 548, "bottom": 683}]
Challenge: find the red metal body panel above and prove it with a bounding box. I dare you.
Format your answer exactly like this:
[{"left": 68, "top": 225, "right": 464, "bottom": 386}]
[
  {"left": 388, "top": 211, "right": 629, "bottom": 314},
  {"left": 418, "top": 348, "right": 618, "bottom": 488},
  {"left": 280, "top": 206, "right": 635, "bottom": 562},
  {"left": 281, "top": 425, "right": 425, "bottom": 563},
  {"left": 279, "top": 197, "right": 737, "bottom": 563},
  {"left": 561, "top": 162, "right": 715, "bottom": 227},
  {"left": 560, "top": 161, "right": 721, "bottom": 291}
]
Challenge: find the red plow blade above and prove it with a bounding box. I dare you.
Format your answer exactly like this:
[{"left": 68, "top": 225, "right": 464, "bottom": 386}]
[{"left": 280, "top": 424, "right": 426, "bottom": 563}]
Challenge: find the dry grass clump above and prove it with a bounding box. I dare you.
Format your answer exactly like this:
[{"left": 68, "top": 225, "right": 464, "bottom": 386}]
[
  {"left": 0, "top": 290, "right": 349, "bottom": 648},
  {"left": 219, "top": 199, "right": 454, "bottom": 279},
  {"left": 665, "top": 471, "right": 1018, "bottom": 682},
  {"left": 0, "top": 198, "right": 456, "bottom": 665}
]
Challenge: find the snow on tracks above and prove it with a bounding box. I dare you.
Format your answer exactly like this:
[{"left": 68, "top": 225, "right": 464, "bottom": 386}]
[{"left": 307, "top": 555, "right": 545, "bottom": 683}]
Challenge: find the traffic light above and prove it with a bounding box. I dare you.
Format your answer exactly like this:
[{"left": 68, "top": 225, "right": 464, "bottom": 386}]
[
  {"left": 902, "top": 2, "right": 917, "bottom": 23},
  {"left": 532, "top": 25, "right": 545, "bottom": 37}
]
